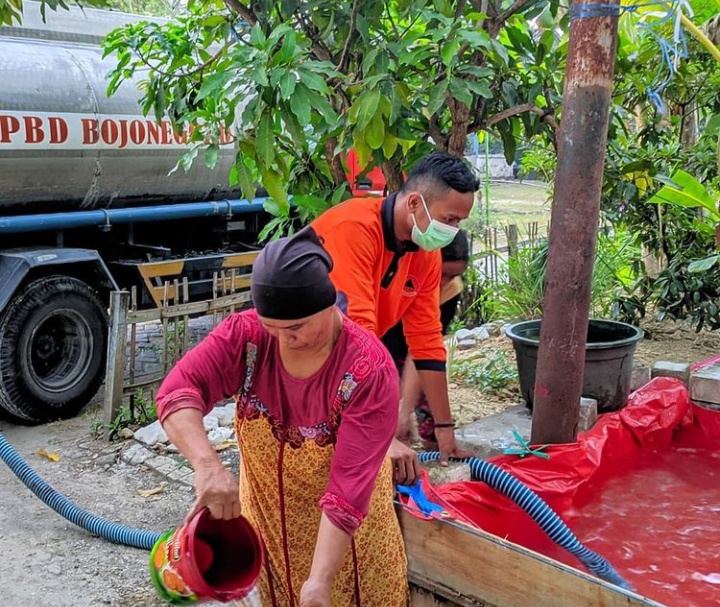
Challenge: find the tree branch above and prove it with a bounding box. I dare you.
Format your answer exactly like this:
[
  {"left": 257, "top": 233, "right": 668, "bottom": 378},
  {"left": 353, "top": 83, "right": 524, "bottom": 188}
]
[
  {"left": 483, "top": 102, "right": 557, "bottom": 130},
  {"left": 222, "top": 0, "right": 258, "bottom": 26},
  {"left": 296, "top": 12, "right": 334, "bottom": 63},
  {"left": 495, "top": 0, "right": 536, "bottom": 29},
  {"left": 428, "top": 113, "right": 448, "bottom": 150},
  {"left": 338, "top": 0, "right": 360, "bottom": 72}
]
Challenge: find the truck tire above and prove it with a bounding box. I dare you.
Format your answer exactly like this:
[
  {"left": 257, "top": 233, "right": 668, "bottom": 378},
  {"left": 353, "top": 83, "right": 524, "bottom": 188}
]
[{"left": 0, "top": 276, "right": 108, "bottom": 424}]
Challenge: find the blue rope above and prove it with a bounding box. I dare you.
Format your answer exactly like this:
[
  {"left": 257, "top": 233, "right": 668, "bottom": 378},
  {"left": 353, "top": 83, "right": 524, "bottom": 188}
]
[
  {"left": 565, "top": 1, "right": 691, "bottom": 115},
  {"left": 417, "top": 451, "right": 633, "bottom": 591}
]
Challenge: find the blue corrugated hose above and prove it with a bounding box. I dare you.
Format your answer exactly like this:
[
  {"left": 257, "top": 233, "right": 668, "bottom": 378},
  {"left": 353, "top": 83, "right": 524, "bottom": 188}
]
[
  {"left": 0, "top": 432, "right": 162, "bottom": 550},
  {"left": 416, "top": 451, "right": 633, "bottom": 591}
]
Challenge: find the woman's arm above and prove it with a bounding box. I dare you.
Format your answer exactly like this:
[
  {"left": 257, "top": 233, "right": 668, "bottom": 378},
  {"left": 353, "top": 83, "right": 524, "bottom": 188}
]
[
  {"left": 156, "top": 313, "right": 252, "bottom": 520},
  {"left": 300, "top": 514, "right": 352, "bottom": 607},
  {"left": 163, "top": 408, "right": 241, "bottom": 521}
]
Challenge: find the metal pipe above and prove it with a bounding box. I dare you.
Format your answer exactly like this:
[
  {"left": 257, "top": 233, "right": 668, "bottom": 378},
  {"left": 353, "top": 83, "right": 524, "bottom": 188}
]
[
  {"left": 0, "top": 198, "right": 268, "bottom": 234},
  {"left": 530, "top": 0, "right": 619, "bottom": 444}
]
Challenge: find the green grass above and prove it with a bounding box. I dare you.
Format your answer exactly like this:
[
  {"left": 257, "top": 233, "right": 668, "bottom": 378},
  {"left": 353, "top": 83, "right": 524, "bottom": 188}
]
[{"left": 466, "top": 180, "right": 552, "bottom": 248}]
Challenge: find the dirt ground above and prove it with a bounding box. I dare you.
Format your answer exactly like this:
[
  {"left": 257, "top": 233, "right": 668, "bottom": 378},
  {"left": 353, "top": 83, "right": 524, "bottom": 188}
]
[
  {"left": 0, "top": 403, "right": 201, "bottom": 607},
  {"left": 1, "top": 318, "right": 717, "bottom": 606},
  {"left": 448, "top": 319, "right": 720, "bottom": 426}
]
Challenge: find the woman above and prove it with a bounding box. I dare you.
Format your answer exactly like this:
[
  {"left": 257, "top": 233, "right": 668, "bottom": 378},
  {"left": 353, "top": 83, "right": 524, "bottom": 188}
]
[
  {"left": 382, "top": 230, "right": 470, "bottom": 449},
  {"left": 156, "top": 228, "right": 408, "bottom": 607}
]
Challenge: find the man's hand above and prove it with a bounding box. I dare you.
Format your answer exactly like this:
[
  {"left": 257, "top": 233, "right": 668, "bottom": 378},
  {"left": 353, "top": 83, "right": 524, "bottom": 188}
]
[
  {"left": 395, "top": 403, "right": 420, "bottom": 445},
  {"left": 300, "top": 578, "right": 332, "bottom": 607},
  {"left": 435, "top": 428, "right": 473, "bottom": 465},
  {"left": 388, "top": 438, "right": 420, "bottom": 485},
  {"left": 187, "top": 459, "right": 240, "bottom": 522}
]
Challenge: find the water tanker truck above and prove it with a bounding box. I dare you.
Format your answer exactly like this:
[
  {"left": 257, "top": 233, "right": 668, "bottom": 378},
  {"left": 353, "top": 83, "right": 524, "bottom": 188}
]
[{"left": 0, "top": 2, "right": 271, "bottom": 424}]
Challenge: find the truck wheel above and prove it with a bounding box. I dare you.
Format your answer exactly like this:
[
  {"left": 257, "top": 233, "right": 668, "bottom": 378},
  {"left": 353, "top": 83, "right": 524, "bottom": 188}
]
[{"left": 0, "top": 276, "right": 108, "bottom": 424}]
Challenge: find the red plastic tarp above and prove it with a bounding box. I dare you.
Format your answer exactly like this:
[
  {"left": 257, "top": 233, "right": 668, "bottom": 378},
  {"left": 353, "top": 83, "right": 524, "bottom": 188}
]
[{"left": 403, "top": 376, "right": 720, "bottom": 560}]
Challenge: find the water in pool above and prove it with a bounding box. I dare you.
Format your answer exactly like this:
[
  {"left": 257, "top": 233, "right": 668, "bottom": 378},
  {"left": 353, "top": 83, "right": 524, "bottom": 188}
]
[{"left": 561, "top": 444, "right": 720, "bottom": 607}]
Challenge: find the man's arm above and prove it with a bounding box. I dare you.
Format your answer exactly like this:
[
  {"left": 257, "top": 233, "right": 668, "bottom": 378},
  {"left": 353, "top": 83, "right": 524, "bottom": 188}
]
[{"left": 403, "top": 258, "right": 470, "bottom": 463}]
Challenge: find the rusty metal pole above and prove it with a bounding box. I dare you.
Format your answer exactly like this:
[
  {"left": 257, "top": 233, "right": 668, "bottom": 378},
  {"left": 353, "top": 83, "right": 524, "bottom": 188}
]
[{"left": 530, "top": 0, "right": 619, "bottom": 445}]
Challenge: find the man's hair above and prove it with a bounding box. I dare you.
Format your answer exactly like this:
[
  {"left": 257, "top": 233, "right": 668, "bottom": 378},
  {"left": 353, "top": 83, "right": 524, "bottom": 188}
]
[
  {"left": 402, "top": 151, "right": 480, "bottom": 196},
  {"left": 441, "top": 229, "right": 470, "bottom": 263}
]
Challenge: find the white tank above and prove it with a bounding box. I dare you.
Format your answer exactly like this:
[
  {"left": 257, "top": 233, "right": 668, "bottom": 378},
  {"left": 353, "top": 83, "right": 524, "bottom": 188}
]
[{"left": 0, "top": 1, "right": 238, "bottom": 214}]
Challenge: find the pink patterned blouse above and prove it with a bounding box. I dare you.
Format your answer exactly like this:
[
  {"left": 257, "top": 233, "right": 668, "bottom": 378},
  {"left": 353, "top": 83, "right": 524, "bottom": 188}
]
[{"left": 155, "top": 309, "right": 399, "bottom": 534}]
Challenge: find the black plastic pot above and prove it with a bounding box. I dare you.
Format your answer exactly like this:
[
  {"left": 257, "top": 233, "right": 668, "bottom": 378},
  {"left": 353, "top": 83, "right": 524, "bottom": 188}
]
[{"left": 505, "top": 319, "right": 644, "bottom": 413}]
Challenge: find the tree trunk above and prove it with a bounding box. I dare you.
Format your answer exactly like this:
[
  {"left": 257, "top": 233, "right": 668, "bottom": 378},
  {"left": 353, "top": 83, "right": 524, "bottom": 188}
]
[
  {"left": 680, "top": 101, "right": 698, "bottom": 150},
  {"left": 447, "top": 102, "right": 471, "bottom": 157},
  {"left": 530, "top": 0, "right": 618, "bottom": 445},
  {"left": 325, "top": 138, "right": 348, "bottom": 188},
  {"left": 382, "top": 159, "right": 404, "bottom": 192}
]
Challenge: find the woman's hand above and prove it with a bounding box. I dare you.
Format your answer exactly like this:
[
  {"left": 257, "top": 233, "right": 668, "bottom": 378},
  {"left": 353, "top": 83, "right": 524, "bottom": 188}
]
[
  {"left": 188, "top": 459, "right": 240, "bottom": 521},
  {"left": 388, "top": 437, "right": 420, "bottom": 485},
  {"left": 300, "top": 578, "right": 332, "bottom": 607}
]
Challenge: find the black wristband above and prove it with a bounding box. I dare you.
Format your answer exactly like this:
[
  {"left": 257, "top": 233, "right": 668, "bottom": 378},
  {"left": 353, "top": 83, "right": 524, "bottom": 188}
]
[{"left": 434, "top": 422, "right": 456, "bottom": 429}]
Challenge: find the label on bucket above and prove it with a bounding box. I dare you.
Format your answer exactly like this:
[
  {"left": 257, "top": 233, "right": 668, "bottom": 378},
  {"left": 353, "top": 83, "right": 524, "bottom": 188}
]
[{"left": 149, "top": 529, "right": 198, "bottom": 605}]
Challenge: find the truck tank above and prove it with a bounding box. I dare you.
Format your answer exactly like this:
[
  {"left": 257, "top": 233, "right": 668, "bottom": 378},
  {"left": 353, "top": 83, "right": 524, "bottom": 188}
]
[{"left": 0, "top": 1, "right": 238, "bottom": 214}]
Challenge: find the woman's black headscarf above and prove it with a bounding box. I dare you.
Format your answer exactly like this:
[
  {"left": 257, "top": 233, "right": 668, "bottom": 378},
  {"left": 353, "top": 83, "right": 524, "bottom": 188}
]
[{"left": 251, "top": 227, "right": 337, "bottom": 320}]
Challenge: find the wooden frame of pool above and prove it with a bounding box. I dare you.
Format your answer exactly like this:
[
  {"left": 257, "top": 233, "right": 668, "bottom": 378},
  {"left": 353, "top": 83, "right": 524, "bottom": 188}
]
[{"left": 398, "top": 508, "right": 667, "bottom": 607}]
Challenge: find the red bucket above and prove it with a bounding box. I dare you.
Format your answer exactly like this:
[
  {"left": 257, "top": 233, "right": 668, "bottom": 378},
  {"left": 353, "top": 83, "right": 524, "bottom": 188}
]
[{"left": 149, "top": 509, "right": 264, "bottom": 604}]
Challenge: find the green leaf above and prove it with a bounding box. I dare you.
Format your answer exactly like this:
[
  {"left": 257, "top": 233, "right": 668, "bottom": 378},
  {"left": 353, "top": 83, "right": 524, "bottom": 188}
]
[
  {"left": 648, "top": 170, "right": 719, "bottom": 219},
  {"left": 705, "top": 114, "right": 720, "bottom": 137},
  {"left": 234, "top": 155, "right": 257, "bottom": 202},
  {"left": 361, "top": 48, "right": 379, "bottom": 75},
  {"left": 258, "top": 216, "right": 286, "bottom": 242},
  {"left": 196, "top": 71, "right": 233, "bottom": 102},
  {"left": 352, "top": 129, "right": 372, "bottom": 169},
  {"left": 291, "top": 194, "right": 329, "bottom": 219},
  {"left": 282, "top": 107, "right": 306, "bottom": 147},
  {"left": 466, "top": 80, "right": 493, "bottom": 99},
  {"left": 251, "top": 64, "right": 269, "bottom": 87},
  {"left": 365, "top": 114, "right": 385, "bottom": 150},
  {"left": 355, "top": 87, "right": 381, "bottom": 130},
  {"left": 263, "top": 198, "right": 282, "bottom": 216},
  {"left": 276, "top": 29, "right": 296, "bottom": 62},
  {"left": 256, "top": 114, "right": 274, "bottom": 167},
  {"left": 456, "top": 65, "right": 494, "bottom": 79},
  {"left": 303, "top": 88, "right": 337, "bottom": 124},
  {"left": 356, "top": 13, "right": 370, "bottom": 43},
  {"left": 298, "top": 68, "right": 328, "bottom": 93},
  {"left": 279, "top": 71, "right": 297, "bottom": 100},
  {"left": 499, "top": 125, "right": 517, "bottom": 165},
  {"left": 259, "top": 166, "right": 290, "bottom": 215},
  {"left": 250, "top": 24, "right": 266, "bottom": 47},
  {"left": 688, "top": 255, "right": 720, "bottom": 273},
  {"left": 491, "top": 39, "right": 510, "bottom": 65},
  {"left": 204, "top": 144, "right": 219, "bottom": 169},
  {"left": 457, "top": 29, "right": 491, "bottom": 50},
  {"left": 383, "top": 134, "right": 399, "bottom": 158},
  {"left": 290, "top": 84, "right": 311, "bottom": 126},
  {"left": 448, "top": 78, "right": 473, "bottom": 107},
  {"left": 427, "top": 80, "right": 448, "bottom": 115},
  {"left": 501, "top": 81, "right": 519, "bottom": 107},
  {"left": 441, "top": 39, "right": 460, "bottom": 67}
]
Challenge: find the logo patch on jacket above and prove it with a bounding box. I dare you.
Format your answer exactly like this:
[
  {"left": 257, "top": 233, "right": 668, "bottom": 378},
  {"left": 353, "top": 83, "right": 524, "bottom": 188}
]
[{"left": 402, "top": 276, "right": 418, "bottom": 297}]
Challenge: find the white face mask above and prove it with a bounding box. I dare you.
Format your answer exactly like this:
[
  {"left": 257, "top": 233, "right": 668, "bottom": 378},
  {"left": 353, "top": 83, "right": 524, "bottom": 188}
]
[{"left": 411, "top": 194, "right": 459, "bottom": 251}]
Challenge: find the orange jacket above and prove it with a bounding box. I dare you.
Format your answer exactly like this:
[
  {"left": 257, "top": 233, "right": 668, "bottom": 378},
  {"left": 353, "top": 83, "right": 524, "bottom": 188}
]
[{"left": 310, "top": 194, "right": 446, "bottom": 371}]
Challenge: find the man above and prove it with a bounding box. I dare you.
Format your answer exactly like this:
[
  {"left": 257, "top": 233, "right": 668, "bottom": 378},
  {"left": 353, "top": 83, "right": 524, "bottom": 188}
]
[{"left": 310, "top": 151, "right": 479, "bottom": 482}]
